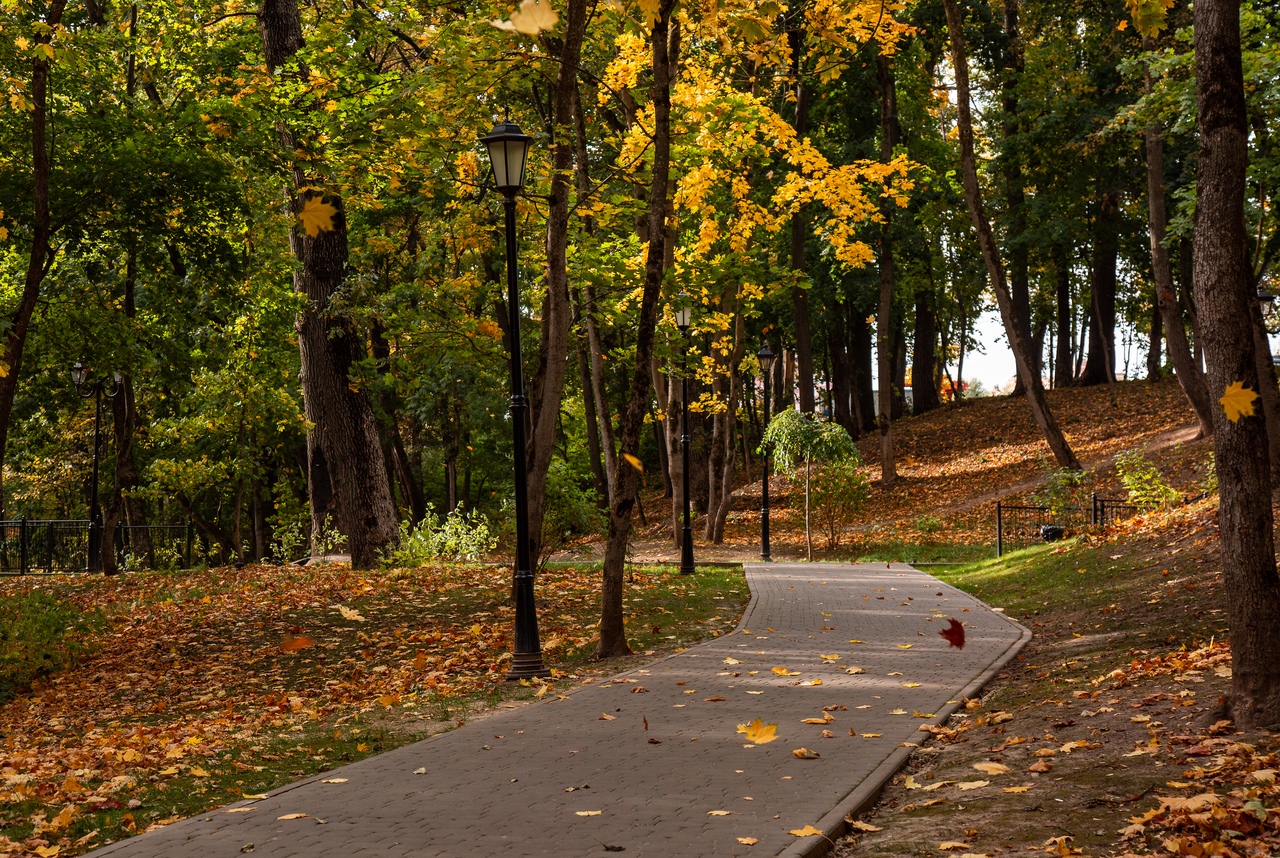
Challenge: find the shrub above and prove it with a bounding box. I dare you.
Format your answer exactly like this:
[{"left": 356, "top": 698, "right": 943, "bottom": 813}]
[
  {"left": 1033, "top": 460, "right": 1090, "bottom": 518},
  {"left": 1115, "top": 449, "right": 1182, "bottom": 508},
  {"left": 810, "top": 458, "right": 871, "bottom": 549},
  {"left": 385, "top": 505, "right": 498, "bottom": 566},
  {"left": 0, "top": 591, "right": 99, "bottom": 701},
  {"left": 914, "top": 514, "right": 944, "bottom": 535}
]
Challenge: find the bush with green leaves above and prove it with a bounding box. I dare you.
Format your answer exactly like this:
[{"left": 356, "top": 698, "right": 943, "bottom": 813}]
[
  {"left": 1032, "top": 459, "right": 1090, "bottom": 517},
  {"left": 810, "top": 458, "right": 871, "bottom": 549},
  {"left": 0, "top": 591, "right": 99, "bottom": 701},
  {"left": 384, "top": 505, "right": 498, "bottom": 566},
  {"left": 1115, "top": 449, "right": 1182, "bottom": 508}
]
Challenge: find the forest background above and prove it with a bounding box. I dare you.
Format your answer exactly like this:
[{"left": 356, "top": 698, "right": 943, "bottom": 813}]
[{"left": 1, "top": 0, "right": 1278, "bottom": 649}]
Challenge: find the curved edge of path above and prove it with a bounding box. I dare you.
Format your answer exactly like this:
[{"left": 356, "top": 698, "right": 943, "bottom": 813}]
[{"left": 87, "top": 562, "right": 1030, "bottom": 858}]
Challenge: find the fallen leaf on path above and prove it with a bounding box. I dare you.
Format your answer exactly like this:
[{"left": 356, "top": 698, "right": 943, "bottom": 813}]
[
  {"left": 792, "top": 747, "right": 820, "bottom": 759},
  {"left": 707, "top": 810, "right": 732, "bottom": 816},
  {"left": 772, "top": 667, "right": 801, "bottom": 676},
  {"left": 737, "top": 837, "right": 758, "bottom": 845},
  {"left": 226, "top": 808, "right": 255, "bottom": 813},
  {"left": 789, "top": 825, "right": 823, "bottom": 837},
  {"left": 599, "top": 713, "right": 615, "bottom": 720},
  {"left": 939, "top": 844, "right": 970, "bottom": 852},
  {"left": 1003, "top": 786, "right": 1033, "bottom": 793},
  {"left": 904, "top": 775, "right": 921, "bottom": 789},
  {"left": 922, "top": 781, "right": 954, "bottom": 792},
  {"left": 972, "top": 762, "right": 1011, "bottom": 776},
  {"left": 575, "top": 810, "right": 602, "bottom": 816},
  {"left": 898, "top": 644, "right": 913, "bottom": 649},
  {"left": 277, "top": 813, "right": 308, "bottom": 820},
  {"left": 848, "top": 820, "right": 882, "bottom": 832},
  {"left": 737, "top": 719, "right": 778, "bottom": 744},
  {"left": 1028, "top": 761, "right": 1053, "bottom": 773},
  {"left": 955, "top": 781, "right": 989, "bottom": 790},
  {"left": 801, "top": 712, "right": 834, "bottom": 724},
  {"left": 724, "top": 658, "right": 742, "bottom": 665},
  {"left": 845, "top": 667, "right": 865, "bottom": 675}
]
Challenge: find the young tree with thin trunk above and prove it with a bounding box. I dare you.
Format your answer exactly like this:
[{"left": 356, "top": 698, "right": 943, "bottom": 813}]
[
  {"left": 875, "top": 53, "right": 899, "bottom": 485},
  {"left": 1193, "top": 0, "right": 1280, "bottom": 730},
  {"left": 942, "top": 0, "right": 1080, "bottom": 470}
]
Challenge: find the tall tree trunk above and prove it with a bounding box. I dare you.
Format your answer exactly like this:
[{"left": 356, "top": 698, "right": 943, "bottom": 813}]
[
  {"left": 598, "top": 4, "right": 676, "bottom": 659},
  {"left": 526, "top": 0, "right": 589, "bottom": 566},
  {"left": 651, "top": 356, "right": 682, "bottom": 546},
  {"left": 259, "top": 0, "right": 398, "bottom": 568},
  {"left": 788, "top": 27, "right": 816, "bottom": 413},
  {"left": 1248, "top": 299, "right": 1280, "bottom": 484},
  {"left": 913, "top": 254, "right": 941, "bottom": 414},
  {"left": 1143, "top": 66, "right": 1215, "bottom": 435},
  {"left": 1053, "top": 243, "right": 1074, "bottom": 387},
  {"left": 851, "top": 313, "right": 876, "bottom": 431},
  {"left": 1002, "top": 0, "right": 1035, "bottom": 396},
  {"left": 103, "top": 245, "right": 149, "bottom": 575},
  {"left": 876, "top": 54, "right": 899, "bottom": 485},
  {"left": 370, "top": 325, "right": 426, "bottom": 523},
  {"left": 1194, "top": 0, "right": 1280, "bottom": 731},
  {"left": 0, "top": 0, "right": 69, "bottom": 519},
  {"left": 708, "top": 306, "right": 744, "bottom": 543},
  {"left": 943, "top": 0, "right": 1080, "bottom": 469},
  {"left": 1080, "top": 189, "right": 1120, "bottom": 386},
  {"left": 1147, "top": 299, "right": 1163, "bottom": 380}
]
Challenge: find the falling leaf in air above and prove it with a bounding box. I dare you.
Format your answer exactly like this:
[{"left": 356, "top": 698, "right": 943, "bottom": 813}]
[
  {"left": 334, "top": 605, "right": 366, "bottom": 622},
  {"left": 281, "top": 634, "right": 315, "bottom": 653},
  {"left": 490, "top": 0, "right": 560, "bottom": 34},
  {"left": 277, "top": 813, "right": 309, "bottom": 820},
  {"left": 939, "top": 619, "right": 966, "bottom": 649},
  {"left": 736, "top": 719, "right": 779, "bottom": 744},
  {"left": 972, "top": 762, "right": 1011, "bottom": 776},
  {"left": 622, "top": 453, "right": 644, "bottom": 472},
  {"left": 297, "top": 196, "right": 337, "bottom": 237},
  {"left": 792, "top": 747, "right": 820, "bottom": 759},
  {"left": 737, "top": 837, "right": 758, "bottom": 845},
  {"left": 789, "top": 825, "right": 824, "bottom": 837},
  {"left": 1220, "top": 381, "right": 1259, "bottom": 422}
]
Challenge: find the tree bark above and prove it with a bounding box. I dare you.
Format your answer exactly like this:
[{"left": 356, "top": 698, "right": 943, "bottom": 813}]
[
  {"left": 260, "top": 0, "right": 398, "bottom": 568},
  {"left": 876, "top": 54, "right": 899, "bottom": 485},
  {"left": 1002, "top": 0, "right": 1034, "bottom": 396},
  {"left": 1080, "top": 189, "right": 1119, "bottom": 386},
  {"left": 1142, "top": 68, "right": 1215, "bottom": 435},
  {"left": 0, "top": 0, "right": 69, "bottom": 519},
  {"left": 525, "top": 0, "right": 589, "bottom": 566},
  {"left": 598, "top": 3, "right": 676, "bottom": 659},
  {"left": 912, "top": 253, "right": 941, "bottom": 414},
  {"left": 788, "top": 27, "right": 816, "bottom": 413},
  {"left": 370, "top": 325, "right": 426, "bottom": 523},
  {"left": 1053, "top": 244, "right": 1074, "bottom": 387},
  {"left": 943, "top": 0, "right": 1080, "bottom": 469},
  {"left": 1194, "top": 0, "right": 1280, "bottom": 731}
]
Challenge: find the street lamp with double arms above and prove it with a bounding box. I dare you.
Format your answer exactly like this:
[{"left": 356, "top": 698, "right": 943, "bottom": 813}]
[
  {"left": 71, "top": 363, "right": 122, "bottom": 573},
  {"left": 481, "top": 119, "right": 549, "bottom": 680},
  {"left": 674, "top": 296, "right": 694, "bottom": 575},
  {"left": 756, "top": 345, "right": 776, "bottom": 562}
]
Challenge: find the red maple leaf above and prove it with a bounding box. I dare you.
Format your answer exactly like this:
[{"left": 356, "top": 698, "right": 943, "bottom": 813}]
[{"left": 939, "top": 618, "right": 966, "bottom": 650}]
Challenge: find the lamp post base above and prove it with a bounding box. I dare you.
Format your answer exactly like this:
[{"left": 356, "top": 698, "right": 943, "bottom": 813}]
[
  {"left": 679, "top": 526, "right": 695, "bottom": 575},
  {"left": 505, "top": 651, "right": 551, "bottom": 680}
]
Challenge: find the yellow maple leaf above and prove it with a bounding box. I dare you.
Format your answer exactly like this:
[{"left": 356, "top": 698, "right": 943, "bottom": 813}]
[
  {"left": 1220, "top": 381, "right": 1258, "bottom": 422},
  {"left": 297, "top": 195, "right": 337, "bottom": 237},
  {"left": 622, "top": 452, "right": 644, "bottom": 472},
  {"left": 736, "top": 718, "right": 778, "bottom": 744},
  {"left": 789, "top": 824, "right": 823, "bottom": 837},
  {"left": 490, "top": 0, "right": 559, "bottom": 34},
  {"left": 736, "top": 837, "right": 758, "bottom": 845}
]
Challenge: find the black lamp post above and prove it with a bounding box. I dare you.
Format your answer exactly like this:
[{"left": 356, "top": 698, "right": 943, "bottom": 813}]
[
  {"left": 71, "top": 363, "right": 122, "bottom": 573},
  {"left": 481, "top": 119, "right": 549, "bottom": 680},
  {"left": 757, "top": 345, "right": 776, "bottom": 562},
  {"left": 674, "top": 296, "right": 695, "bottom": 575}
]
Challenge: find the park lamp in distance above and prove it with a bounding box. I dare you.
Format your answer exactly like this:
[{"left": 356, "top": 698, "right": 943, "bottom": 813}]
[
  {"left": 674, "top": 294, "right": 692, "bottom": 333},
  {"left": 757, "top": 344, "right": 776, "bottom": 375},
  {"left": 1258, "top": 287, "right": 1275, "bottom": 307},
  {"left": 480, "top": 120, "right": 532, "bottom": 195},
  {"left": 70, "top": 362, "right": 89, "bottom": 388}
]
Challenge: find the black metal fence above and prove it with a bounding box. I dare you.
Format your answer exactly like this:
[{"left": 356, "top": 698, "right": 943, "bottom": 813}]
[
  {"left": 0, "top": 519, "right": 195, "bottom": 575},
  {"left": 995, "top": 494, "right": 1147, "bottom": 557}
]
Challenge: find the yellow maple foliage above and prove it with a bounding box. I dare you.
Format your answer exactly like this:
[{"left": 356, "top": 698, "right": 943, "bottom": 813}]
[
  {"left": 297, "top": 195, "right": 337, "bottom": 237},
  {"left": 736, "top": 718, "right": 778, "bottom": 744},
  {"left": 1220, "top": 381, "right": 1258, "bottom": 423}
]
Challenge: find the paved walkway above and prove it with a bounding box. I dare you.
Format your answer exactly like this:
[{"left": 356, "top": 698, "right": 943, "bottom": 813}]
[{"left": 89, "top": 563, "right": 1029, "bottom": 858}]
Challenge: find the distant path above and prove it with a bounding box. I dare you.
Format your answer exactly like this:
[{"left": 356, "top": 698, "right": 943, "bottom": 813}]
[{"left": 89, "top": 563, "right": 1029, "bottom": 858}]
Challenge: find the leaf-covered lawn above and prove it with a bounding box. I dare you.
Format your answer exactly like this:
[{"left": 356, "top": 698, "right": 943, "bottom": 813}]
[{"left": 0, "top": 562, "right": 747, "bottom": 855}]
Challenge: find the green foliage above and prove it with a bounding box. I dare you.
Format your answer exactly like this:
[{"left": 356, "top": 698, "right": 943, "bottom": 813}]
[
  {"left": 0, "top": 592, "right": 99, "bottom": 701},
  {"left": 914, "top": 514, "right": 944, "bottom": 535},
  {"left": 1032, "top": 460, "right": 1090, "bottom": 518},
  {"left": 542, "top": 460, "right": 607, "bottom": 547},
  {"left": 1115, "top": 449, "right": 1182, "bottom": 508},
  {"left": 762, "top": 409, "right": 857, "bottom": 473},
  {"left": 811, "top": 459, "right": 871, "bottom": 549},
  {"left": 384, "top": 506, "right": 498, "bottom": 566},
  {"left": 1201, "top": 452, "right": 1218, "bottom": 496}
]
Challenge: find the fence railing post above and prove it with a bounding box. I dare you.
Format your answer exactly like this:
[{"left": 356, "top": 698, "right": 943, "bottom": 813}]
[
  {"left": 996, "top": 501, "right": 1003, "bottom": 558},
  {"left": 1091, "top": 492, "right": 1098, "bottom": 527},
  {"left": 185, "top": 520, "right": 194, "bottom": 569},
  {"left": 19, "top": 517, "right": 28, "bottom": 575}
]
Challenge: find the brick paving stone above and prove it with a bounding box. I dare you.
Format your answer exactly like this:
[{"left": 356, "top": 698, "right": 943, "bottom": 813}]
[{"left": 87, "top": 562, "right": 1028, "bottom": 858}]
